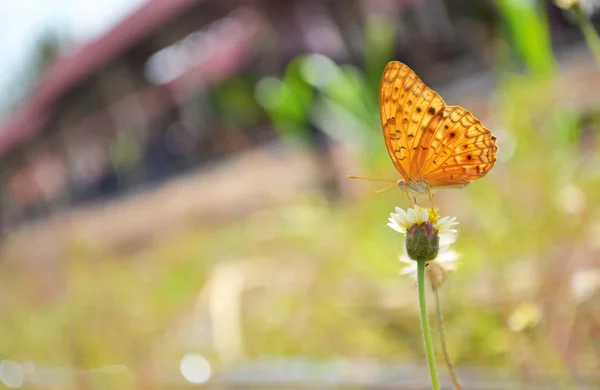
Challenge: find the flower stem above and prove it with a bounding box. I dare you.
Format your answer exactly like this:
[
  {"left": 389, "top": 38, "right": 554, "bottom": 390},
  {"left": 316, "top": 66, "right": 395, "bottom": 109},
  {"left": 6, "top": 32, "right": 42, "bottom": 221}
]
[
  {"left": 433, "top": 286, "right": 463, "bottom": 390},
  {"left": 417, "top": 260, "right": 440, "bottom": 390},
  {"left": 573, "top": 5, "right": 600, "bottom": 69}
]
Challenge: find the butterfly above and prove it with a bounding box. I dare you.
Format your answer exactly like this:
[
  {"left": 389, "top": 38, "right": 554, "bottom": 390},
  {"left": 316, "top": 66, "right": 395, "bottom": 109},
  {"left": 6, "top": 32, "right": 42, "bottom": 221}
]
[{"left": 349, "top": 61, "right": 498, "bottom": 200}]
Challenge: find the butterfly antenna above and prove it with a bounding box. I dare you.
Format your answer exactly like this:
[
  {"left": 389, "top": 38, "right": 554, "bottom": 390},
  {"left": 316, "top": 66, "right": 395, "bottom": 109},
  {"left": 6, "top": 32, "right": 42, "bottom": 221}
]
[
  {"left": 347, "top": 175, "right": 397, "bottom": 183},
  {"left": 375, "top": 183, "right": 397, "bottom": 194}
]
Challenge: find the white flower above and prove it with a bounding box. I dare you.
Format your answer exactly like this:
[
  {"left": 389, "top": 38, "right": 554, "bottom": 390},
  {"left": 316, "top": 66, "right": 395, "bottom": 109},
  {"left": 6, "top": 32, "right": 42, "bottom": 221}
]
[
  {"left": 399, "top": 246, "right": 459, "bottom": 287},
  {"left": 390, "top": 205, "right": 460, "bottom": 286},
  {"left": 388, "top": 205, "right": 459, "bottom": 241}
]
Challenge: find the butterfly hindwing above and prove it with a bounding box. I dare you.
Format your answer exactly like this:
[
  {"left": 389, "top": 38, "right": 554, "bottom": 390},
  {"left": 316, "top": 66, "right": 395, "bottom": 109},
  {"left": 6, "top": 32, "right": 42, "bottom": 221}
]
[{"left": 416, "top": 106, "right": 498, "bottom": 186}]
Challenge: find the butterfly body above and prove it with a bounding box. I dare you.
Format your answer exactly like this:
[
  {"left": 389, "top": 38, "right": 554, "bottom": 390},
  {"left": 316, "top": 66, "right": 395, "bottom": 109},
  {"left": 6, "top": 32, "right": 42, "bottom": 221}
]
[
  {"left": 380, "top": 61, "right": 498, "bottom": 192},
  {"left": 397, "top": 179, "right": 467, "bottom": 195}
]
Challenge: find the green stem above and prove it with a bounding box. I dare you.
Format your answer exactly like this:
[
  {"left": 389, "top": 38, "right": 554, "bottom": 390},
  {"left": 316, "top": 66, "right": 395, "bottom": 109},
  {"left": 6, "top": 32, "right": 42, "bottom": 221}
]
[
  {"left": 418, "top": 261, "right": 440, "bottom": 390},
  {"left": 433, "top": 286, "right": 463, "bottom": 390},
  {"left": 573, "top": 5, "right": 600, "bottom": 68}
]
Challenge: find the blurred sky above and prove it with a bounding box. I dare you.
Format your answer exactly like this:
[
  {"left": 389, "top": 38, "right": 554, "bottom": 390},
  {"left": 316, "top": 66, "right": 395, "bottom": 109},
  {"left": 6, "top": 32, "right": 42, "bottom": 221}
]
[{"left": 0, "top": 0, "right": 149, "bottom": 110}]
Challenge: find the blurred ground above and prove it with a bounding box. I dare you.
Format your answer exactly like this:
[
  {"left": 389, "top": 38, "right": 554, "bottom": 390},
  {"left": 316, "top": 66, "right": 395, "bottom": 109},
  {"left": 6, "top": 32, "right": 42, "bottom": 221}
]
[{"left": 1, "top": 142, "right": 323, "bottom": 255}]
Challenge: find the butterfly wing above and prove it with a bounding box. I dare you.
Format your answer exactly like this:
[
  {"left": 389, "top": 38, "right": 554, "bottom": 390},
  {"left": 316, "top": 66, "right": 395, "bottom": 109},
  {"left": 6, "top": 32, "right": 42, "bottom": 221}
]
[
  {"left": 380, "top": 61, "right": 445, "bottom": 181},
  {"left": 413, "top": 105, "right": 498, "bottom": 187}
]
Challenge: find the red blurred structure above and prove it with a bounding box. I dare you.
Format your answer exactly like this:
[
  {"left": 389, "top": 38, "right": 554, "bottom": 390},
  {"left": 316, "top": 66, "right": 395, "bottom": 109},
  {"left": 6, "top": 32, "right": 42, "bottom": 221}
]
[
  {"left": 0, "top": 0, "right": 201, "bottom": 157},
  {"left": 0, "top": 0, "right": 275, "bottom": 226}
]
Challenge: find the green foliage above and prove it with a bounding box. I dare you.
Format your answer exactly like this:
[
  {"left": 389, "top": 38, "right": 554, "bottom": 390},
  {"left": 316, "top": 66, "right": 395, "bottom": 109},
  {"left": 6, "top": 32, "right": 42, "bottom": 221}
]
[
  {"left": 495, "top": 0, "right": 556, "bottom": 76},
  {"left": 364, "top": 14, "right": 396, "bottom": 92},
  {"left": 255, "top": 57, "right": 314, "bottom": 141}
]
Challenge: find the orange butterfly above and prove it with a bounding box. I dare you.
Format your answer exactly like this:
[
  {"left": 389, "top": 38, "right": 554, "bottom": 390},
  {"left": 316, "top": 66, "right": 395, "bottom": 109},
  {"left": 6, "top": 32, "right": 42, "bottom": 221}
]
[{"left": 350, "top": 61, "right": 498, "bottom": 200}]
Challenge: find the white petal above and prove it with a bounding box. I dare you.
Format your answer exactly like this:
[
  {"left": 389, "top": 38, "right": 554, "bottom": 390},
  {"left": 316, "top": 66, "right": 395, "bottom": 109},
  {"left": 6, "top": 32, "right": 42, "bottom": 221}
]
[
  {"left": 398, "top": 254, "right": 413, "bottom": 265},
  {"left": 439, "top": 232, "right": 457, "bottom": 246},
  {"left": 435, "top": 216, "right": 451, "bottom": 225},
  {"left": 411, "top": 206, "right": 423, "bottom": 223},
  {"left": 393, "top": 209, "right": 412, "bottom": 229},
  {"left": 397, "top": 207, "right": 410, "bottom": 219},
  {"left": 387, "top": 221, "right": 405, "bottom": 234},
  {"left": 437, "top": 249, "right": 459, "bottom": 263},
  {"left": 438, "top": 228, "right": 458, "bottom": 238},
  {"left": 419, "top": 208, "right": 429, "bottom": 223},
  {"left": 435, "top": 216, "right": 459, "bottom": 232},
  {"left": 406, "top": 208, "right": 417, "bottom": 224},
  {"left": 399, "top": 263, "right": 417, "bottom": 277}
]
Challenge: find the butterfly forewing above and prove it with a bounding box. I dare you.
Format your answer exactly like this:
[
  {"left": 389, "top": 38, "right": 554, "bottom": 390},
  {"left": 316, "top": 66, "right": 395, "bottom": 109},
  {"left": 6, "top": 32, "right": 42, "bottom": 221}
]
[
  {"left": 380, "top": 61, "right": 497, "bottom": 188},
  {"left": 380, "top": 62, "right": 445, "bottom": 181}
]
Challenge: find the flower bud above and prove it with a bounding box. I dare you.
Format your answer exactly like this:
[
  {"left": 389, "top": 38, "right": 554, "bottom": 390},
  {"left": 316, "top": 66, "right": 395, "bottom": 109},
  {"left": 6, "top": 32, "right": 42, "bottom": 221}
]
[{"left": 405, "top": 221, "right": 439, "bottom": 262}]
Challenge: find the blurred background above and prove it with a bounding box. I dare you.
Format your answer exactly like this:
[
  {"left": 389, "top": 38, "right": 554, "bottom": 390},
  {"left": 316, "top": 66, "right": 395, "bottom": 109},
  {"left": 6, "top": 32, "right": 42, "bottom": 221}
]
[{"left": 1, "top": 0, "right": 600, "bottom": 388}]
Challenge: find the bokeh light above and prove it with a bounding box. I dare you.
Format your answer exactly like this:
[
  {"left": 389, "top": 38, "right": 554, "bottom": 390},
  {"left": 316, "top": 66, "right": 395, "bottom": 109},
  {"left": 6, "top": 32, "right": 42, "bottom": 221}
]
[
  {"left": 0, "top": 360, "right": 24, "bottom": 389},
  {"left": 180, "top": 353, "right": 211, "bottom": 384}
]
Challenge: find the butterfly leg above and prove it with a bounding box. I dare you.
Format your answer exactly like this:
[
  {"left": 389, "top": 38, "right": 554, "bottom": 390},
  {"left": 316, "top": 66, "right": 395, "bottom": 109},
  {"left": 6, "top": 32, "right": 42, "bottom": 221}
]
[
  {"left": 427, "top": 186, "right": 435, "bottom": 209},
  {"left": 403, "top": 188, "right": 412, "bottom": 205}
]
